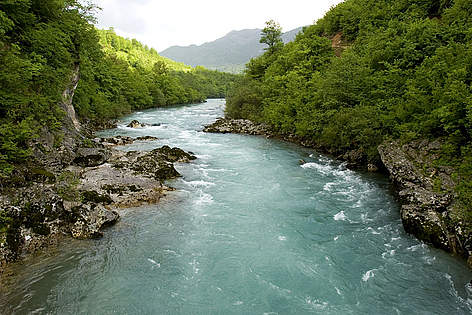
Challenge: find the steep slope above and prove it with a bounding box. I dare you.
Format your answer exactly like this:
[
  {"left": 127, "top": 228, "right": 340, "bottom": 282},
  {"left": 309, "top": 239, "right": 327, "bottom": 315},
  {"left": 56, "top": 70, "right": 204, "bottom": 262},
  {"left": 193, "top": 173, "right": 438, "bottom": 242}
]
[{"left": 160, "top": 27, "right": 303, "bottom": 73}]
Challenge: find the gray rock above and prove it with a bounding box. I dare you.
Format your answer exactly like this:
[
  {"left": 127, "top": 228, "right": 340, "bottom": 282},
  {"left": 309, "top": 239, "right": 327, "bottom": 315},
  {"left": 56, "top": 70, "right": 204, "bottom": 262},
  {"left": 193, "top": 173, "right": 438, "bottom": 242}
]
[
  {"left": 378, "top": 139, "right": 471, "bottom": 266},
  {"left": 203, "top": 118, "right": 272, "bottom": 135},
  {"left": 73, "top": 148, "right": 111, "bottom": 167},
  {"left": 70, "top": 204, "right": 119, "bottom": 239}
]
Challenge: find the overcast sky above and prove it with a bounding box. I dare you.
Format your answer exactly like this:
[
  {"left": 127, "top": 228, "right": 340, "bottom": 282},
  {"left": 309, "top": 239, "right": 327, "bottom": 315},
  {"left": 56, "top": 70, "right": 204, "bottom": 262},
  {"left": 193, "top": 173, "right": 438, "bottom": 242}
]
[{"left": 94, "top": 0, "right": 344, "bottom": 52}]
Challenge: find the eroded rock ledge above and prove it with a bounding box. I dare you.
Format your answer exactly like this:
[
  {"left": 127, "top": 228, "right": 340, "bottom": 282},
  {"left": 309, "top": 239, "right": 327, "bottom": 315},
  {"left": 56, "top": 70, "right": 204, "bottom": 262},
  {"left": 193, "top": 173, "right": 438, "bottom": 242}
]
[
  {"left": 378, "top": 140, "right": 471, "bottom": 267},
  {"left": 0, "top": 138, "right": 195, "bottom": 271}
]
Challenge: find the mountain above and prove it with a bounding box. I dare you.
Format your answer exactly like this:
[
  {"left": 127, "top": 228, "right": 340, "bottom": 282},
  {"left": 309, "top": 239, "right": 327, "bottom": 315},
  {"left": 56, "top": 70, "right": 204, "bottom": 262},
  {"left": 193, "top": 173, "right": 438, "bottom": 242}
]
[{"left": 160, "top": 27, "right": 303, "bottom": 73}]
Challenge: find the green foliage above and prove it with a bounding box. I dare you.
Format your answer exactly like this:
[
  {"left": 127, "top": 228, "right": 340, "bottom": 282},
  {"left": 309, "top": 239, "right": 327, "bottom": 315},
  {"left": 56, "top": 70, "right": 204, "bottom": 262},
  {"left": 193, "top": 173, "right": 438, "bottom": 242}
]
[
  {"left": 227, "top": 0, "right": 472, "bottom": 219},
  {"left": 74, "top": 28, "right": 238, "bottom": 120},
  {"left": 260, "top": 20, "right": 283, "bottom": 54},
  {"left": 0, "top": 2, "right": 238, "bottom": 174},
  {"left": 98, "top": 28, "right": 191, "bottom": 72}
]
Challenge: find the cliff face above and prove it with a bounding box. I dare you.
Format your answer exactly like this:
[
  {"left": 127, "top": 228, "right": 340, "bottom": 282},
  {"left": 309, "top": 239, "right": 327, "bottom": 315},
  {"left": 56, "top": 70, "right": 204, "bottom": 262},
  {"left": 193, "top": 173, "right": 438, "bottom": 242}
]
[
  {"left": 378, "top": 140, "right": 472, "bottom": 267},
  {"left": 60, "top": 64, "right": 81, "bottom": 132}
]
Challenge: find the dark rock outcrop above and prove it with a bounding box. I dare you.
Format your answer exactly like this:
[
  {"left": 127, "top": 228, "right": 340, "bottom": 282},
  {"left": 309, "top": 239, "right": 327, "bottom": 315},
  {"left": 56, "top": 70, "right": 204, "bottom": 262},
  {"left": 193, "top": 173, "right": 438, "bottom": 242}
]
[
  {"left": 0, "top": 186, "right": 118, "bottom": 266},
  {"left": 203, "top": 118, "right": 272, "bottom": 135},
  {"left": 378, "top": 139, "right": 471, "bottom": 266},
  {"left": 73, "top": 148, "right": 111, "bottom": 167},
  {"left": 127, "top": 120, "right": 144, "bottom": 128},
  {"left": 93, "top": 135, "right": 159, "bottom": 147},
  {"left": 69, "top": 203, "right": 119, "bottom": 239}
]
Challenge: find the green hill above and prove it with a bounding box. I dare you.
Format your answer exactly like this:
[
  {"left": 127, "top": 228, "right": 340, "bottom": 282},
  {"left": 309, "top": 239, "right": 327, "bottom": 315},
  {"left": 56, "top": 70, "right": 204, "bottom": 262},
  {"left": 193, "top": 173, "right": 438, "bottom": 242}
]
[
  {"left": 0, "top": 1, "right": 236, "bottom": 175},
  {"left": 98, "top": 29, "right": 191, "bottom": 72}
]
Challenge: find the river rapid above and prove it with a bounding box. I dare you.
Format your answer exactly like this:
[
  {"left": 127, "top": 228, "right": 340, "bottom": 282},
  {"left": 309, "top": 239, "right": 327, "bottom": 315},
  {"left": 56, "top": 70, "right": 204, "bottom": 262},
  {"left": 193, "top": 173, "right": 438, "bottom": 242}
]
[{"left": 1, "top": 99, "right": 471, "bottom": 314}]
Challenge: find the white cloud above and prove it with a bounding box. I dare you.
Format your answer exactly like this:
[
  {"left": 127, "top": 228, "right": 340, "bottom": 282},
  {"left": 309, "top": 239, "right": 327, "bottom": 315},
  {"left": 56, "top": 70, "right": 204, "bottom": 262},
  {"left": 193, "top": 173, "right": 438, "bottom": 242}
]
[{"left": 94, "top": 0, "right": 344, "bottom": 51}]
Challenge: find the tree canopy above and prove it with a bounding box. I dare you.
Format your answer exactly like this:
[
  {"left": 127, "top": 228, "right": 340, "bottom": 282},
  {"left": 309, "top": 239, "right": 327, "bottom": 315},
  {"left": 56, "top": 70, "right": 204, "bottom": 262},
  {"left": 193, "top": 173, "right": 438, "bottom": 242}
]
[{"left": 260, "top": 19, "right": 283, "bottom": 54}]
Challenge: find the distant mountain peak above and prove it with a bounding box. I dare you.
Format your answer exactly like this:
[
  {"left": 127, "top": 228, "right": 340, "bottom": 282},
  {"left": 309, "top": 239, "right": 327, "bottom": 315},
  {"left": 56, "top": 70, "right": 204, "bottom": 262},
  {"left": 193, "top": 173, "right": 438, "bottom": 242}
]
[{"left": 160, "top": 27, "right": 303, "bottom": 73}]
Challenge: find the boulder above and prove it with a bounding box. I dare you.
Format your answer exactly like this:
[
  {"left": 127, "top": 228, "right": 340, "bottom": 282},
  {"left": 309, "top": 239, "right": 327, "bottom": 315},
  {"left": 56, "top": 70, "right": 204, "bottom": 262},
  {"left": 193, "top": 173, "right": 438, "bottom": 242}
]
[
  {"left": 203, "top": 118, "right": 272, "bottom": 136},
  {"left": 127, "top": 120, "right": 145, "bottom": 128},
  {"left": 151, "top": 145, "right": 197, "bottom": 162},
  {"left": 73, "top": 148, "right": 111, "bottom": 167},
  {"left": 135, "top": 136, "right": 159, "bottom": 141},
  {"left": 70, "top": 203, "right": 119, "bottom": 239}
]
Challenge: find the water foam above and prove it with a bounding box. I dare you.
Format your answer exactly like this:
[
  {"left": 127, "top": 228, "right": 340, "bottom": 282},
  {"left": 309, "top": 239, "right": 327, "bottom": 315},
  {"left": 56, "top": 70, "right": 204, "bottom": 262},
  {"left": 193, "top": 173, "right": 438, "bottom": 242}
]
[
  {"left": 362, "top": 269, "right": 376, "bottom": 282},
  {"left": 334, "top": 211, "right": 347, "bottom": 221},
  {"left": 300, "top": 162, "right": 332, "bottom": 175},
  {"left": 184, "top": 180, "right": 215, "bottom": 188},
  {"left": 147, "top": 258, "right": 160, "bottom": 268},
  {"left": 194, "top": 192, "right": 214, "bottom": 205}
]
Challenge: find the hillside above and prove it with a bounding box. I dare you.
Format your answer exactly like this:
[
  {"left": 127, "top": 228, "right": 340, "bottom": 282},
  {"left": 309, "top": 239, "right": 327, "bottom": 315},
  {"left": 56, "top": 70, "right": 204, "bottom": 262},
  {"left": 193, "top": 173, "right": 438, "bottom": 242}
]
[
  {"left": 160, "top": 27, "right": 303, "bottom": 73},
  {"left": 98, "top": 29, "right": 191, "bottom": 72}
]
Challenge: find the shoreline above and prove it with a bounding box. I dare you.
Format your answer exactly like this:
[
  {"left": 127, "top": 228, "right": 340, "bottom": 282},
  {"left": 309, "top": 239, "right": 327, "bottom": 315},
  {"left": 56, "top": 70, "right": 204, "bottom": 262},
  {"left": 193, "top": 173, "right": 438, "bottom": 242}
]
[
  {"left": 0, "top": 129, "right": 197, "bottom": 273},
  {"left": 203, "top": 118, "right": 472, "bottom": 268}
]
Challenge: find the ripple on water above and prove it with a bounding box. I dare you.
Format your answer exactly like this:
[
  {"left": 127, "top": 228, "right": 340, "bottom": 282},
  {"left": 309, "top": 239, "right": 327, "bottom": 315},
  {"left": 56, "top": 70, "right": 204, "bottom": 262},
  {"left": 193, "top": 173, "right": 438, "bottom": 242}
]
[{"left": 2, "top": 99, "right": 472, "bottom": 315}]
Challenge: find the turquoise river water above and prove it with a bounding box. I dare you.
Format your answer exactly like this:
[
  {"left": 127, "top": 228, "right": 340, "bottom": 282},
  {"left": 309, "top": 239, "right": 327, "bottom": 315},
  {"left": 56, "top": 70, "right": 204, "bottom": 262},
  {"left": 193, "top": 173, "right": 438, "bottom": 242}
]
[{"left": 1, "top": 99, "right": 471, "bottom": 314}]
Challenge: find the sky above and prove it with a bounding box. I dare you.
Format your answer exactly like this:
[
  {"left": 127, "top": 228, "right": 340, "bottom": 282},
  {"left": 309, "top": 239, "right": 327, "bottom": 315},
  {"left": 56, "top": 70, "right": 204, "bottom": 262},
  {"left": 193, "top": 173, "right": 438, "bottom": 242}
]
[{"left": 94, "top": 0, "right": 344, "bottom": 52}]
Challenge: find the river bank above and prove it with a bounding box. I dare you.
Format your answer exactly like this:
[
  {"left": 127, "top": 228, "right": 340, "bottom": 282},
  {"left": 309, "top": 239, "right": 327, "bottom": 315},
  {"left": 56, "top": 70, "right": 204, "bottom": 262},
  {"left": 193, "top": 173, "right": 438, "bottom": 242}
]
[
  {"left": 2, "top": 99, "right": 471, "bottom": 314},
  {"left": 0, "top": 128, "right": 197, "bottom": 272},
  {"left": 204, "top": 118, "right": 472, "bottom": 268}
]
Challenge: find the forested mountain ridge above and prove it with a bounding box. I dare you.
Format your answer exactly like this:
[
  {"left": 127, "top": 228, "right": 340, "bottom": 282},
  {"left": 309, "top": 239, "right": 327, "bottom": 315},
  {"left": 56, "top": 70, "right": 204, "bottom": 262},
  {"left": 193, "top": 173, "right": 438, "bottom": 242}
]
[
  {"left": 160, "top": 27, "right": 303, "bottom": 73},
  {"left": 98, "top": 28, "right": 191, "bottom": 72},
  {"left": 225, "top": 0, "right": 472, "bottom": 264}
]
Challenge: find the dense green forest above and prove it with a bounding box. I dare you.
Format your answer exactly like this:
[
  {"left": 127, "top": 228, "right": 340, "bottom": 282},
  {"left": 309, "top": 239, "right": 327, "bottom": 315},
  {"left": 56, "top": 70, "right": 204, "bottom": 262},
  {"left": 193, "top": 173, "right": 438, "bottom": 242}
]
[
  {"left": 226, "top": 0, "right": 472, "bottom": 219},
  {"left": 98, "top": 28, "right": 191, "bottom": 72},
  {"left": 0, "top": 0, "right": 236, "bottom": 176}
]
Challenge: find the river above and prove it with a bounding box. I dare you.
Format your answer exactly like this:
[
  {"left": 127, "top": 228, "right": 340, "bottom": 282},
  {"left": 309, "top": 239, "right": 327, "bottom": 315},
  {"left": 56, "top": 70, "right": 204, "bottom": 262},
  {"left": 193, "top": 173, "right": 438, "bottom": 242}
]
[{"left": 1, "top": 99, "right": 471, "bottom": 314}]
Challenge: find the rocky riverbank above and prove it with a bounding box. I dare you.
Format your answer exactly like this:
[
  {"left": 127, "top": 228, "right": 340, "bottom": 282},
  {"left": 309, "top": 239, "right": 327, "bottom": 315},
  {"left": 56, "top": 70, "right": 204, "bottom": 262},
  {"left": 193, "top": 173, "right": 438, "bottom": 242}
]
[
  {"left": 0, "top": 132, "right": 196, "bottom": 272},
  {"left": 203, "top": 118, "right": 378, "bottom": 170},
  {"left": 204, "top": 118, "right": 472, "bottom": 267}
]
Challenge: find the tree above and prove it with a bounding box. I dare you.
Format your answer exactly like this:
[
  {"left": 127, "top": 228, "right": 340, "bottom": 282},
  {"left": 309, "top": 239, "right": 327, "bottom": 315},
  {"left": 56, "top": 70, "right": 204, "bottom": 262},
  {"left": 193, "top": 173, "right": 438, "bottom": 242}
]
[{"left": 260, "top": 19, "right": 283, "bottom": 53}]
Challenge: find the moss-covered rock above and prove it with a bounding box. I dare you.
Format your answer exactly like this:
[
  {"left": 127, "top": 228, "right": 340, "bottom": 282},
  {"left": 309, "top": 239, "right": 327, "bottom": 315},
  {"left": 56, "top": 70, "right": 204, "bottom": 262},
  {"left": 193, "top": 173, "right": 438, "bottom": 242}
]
[
  {"left": 73, "top": 148, "right": 111, "bottom": 167},
  {"left": 81, "top": 190, "right": 113, "bottom": 205}
]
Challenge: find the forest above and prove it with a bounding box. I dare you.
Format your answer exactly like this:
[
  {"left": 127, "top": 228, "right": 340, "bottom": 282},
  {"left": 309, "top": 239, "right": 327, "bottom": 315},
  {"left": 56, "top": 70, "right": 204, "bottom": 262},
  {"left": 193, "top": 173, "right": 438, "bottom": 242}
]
[
  {"left": 226, "top": 0, "right": 472, "bottom": 221},
  {"left": 0, "top": 0, "right": 237, "bottom": 176}
]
